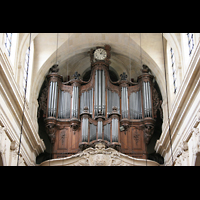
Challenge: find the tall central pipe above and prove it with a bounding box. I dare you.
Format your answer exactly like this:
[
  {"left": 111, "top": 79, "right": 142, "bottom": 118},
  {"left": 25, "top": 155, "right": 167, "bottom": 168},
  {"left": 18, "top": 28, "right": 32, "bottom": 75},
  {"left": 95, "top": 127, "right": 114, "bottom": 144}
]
[{"left": 99, "top": 70, "right": 101, "bottom": 113}]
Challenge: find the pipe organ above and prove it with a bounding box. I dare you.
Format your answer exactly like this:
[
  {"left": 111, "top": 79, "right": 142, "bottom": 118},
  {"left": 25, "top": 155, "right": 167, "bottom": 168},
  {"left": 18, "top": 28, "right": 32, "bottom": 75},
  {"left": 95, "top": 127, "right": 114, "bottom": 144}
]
[{"left": 42, "top": 45, "right": 161, "bottom": 159}]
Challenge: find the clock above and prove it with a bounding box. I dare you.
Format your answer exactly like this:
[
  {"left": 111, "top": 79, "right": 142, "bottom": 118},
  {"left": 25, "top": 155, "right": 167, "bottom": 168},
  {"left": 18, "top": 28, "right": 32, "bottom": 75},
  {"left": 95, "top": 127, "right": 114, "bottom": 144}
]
[{"left": 94, "top": 48, "right": 107, "bottom": 60}]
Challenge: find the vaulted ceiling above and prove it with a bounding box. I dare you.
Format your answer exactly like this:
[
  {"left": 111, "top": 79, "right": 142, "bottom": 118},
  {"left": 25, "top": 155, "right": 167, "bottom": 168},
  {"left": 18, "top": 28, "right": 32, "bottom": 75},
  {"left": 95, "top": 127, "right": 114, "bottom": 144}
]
[{"left": 18, "top": 33, "right": 182, "bottom": 100}]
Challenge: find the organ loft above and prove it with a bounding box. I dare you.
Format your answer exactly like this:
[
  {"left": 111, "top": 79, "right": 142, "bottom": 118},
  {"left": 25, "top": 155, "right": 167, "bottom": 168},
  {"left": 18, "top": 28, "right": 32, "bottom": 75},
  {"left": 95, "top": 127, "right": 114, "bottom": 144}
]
[{"left": 37, "top": 44, "right": 163, "bottom": 163}]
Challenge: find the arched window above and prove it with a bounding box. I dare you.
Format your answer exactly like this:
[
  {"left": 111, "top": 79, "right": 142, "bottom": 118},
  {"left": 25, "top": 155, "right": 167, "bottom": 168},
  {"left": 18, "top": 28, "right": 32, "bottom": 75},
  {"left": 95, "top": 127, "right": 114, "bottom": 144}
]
[
  {"left": 170, "top": 47, "right": 177, "bottom": 94},
  {"left": 23, "top": 41, "right": 34, "bottom": 101},
  {"left": 4, "top": 33, "right": 12, "bottom": 56},
  {"left": 187, "top": 33, "right": 194, "bottom": 56},
  {"left": 23, "top": 46, "right": 30, "bottom": 94}
]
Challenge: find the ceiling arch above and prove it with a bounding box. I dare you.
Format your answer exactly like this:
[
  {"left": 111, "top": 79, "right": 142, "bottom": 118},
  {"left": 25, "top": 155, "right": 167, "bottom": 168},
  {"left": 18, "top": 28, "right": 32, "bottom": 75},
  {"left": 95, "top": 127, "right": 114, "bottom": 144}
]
[{"left": 30, "top": 33, "right": 169, "bottom": 101}]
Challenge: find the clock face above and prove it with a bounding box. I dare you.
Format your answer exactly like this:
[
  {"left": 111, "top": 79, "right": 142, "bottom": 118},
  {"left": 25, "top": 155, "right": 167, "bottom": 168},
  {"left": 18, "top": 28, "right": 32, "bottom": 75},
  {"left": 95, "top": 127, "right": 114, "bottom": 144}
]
[{"left": 94, "top": 48, "right": 107, "bottom": 60}]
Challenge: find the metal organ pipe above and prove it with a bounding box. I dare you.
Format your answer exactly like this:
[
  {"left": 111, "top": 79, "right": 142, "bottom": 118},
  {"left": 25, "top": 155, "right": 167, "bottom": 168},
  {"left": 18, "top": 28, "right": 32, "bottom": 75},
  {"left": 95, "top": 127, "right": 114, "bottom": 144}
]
[
  {"left": 65, "top": 92, "right": 68, "bottom": 118},
  {"left": 67, "top": 92, "right": 71, "bottom": 118},
  {"left": 98, "top": 121, "right": 102, "bottom": 139},
  {"left": 71, "top": 86, "right": 74, "bottom": 117},
  {"left": 107, "top": 90, "right": 120, "bottom": 115},
  {"left": 58, "top": 90, "right": 61, "bottom": 118},
  {"left": 129, "top": 91, "right": 142, "bottom": 119},
  {"left": 99, "top": 70, "right": 101, "bottom": 113},
  {"left": 121, "top": 87, "right": 128, "bottom": 119},
  {"left": 147, "top": 82, "right": 150, "bottom": 117},
  {"left": 113, "top": 92, "right": 116, "bottom": 111},
  {"left": 112, "top": 119, "right": 115, "bottom": 141},
  {"left": 80, "top": 89, "right": 93, "bottom": 114},
  {"left": 74, "top": 91, "right": 76, "bottom": 117},
  {"left": 131, "top": 92, "right": 133, "bottom": 119},
  {"left": 91, "top": 89, "right": 93, "bottom": 114},
  {"left": 63, "top": 91, "right": 65, "bottom": 118},
  {"left": 74, "top": 86, "right": 77, "bottom": 117},
  {"left": 144, "top": 82, "right": 146, "bottom": 116},
  {"left": 104, "top": 123, "right": 110, "bottom": 142},
  {"left": 102, "top": 70, "right": 105, "bottom": 115},
  {"left": 137, "top": 91, "right": 139, "bottom": 118},
  {"left": 48, "top": 81, "right": 58, "bottom": 117},
  {"left": 50, "top": 82, "right": 55, "bottom": 116},
  {"left": 139, "top": 90, "right": 142, "bottom": 119},
  {"left": 62, "top": 92, "right": 65, "bottom": 118},
  {"left": 80, "top": 93, "right": 83, "bottom": 113},
  {"left": 53, "top": 82, "right": 56, "bottom": 116},
  {"left": 89, "top": 89, "right": 91, "bottom": 114},
  {"left": 146, "top": 82, "right": 148, "bottom": 116},
  {"left": 72, "top": 86, "right": 77, "bottom": 118},
  {"left": 117, "top": 92, "right": 119, "bottom": 114},
  {"left": 146, "top": 82, "right": 149, "bottom": 117},
  {"left": 130, "top": 93, "right": 132, "bottom": 119},
  {"left": 123, "top": 87, "right": 125, "bottom": 117},
  {"left": 94, "top": 70, "right": 105, "bottom": 116},
  {"left": 143, "top": 82, "right": 146, "bottom": 117},
  {"left": 96, "top": 70, "right": 98, "bottom": 115},
  {"left": 62, "top": 91, "right": 64, "bottom": 118},
  {"left": 107, "top": 90, "right": 110, "bottom": 114},
  {"left": 134, "top": 92, "right": 137, "bottom": 118},
  {"left": 100, "top": 70, "right": 102, "bottom": 113},
  {"left": 90, "top": 123, "right": 96, "bottom": 141},
  {"left": 82, "top": 118, "right": 85, "bottom": 141},
  {"left": 48, "top": 82, "right": 52, "bottom": 116},
  {"left": 75, "top": 86, "right": 77, "bottom": 118},
  {"left": 76, "top": 87, "right": 79, "bottom": 117},
  {"left": 143, "top": 81, "right": 152, "bottom": 118},
  {"left": 112, "top": 118, "right": 118, "bottom": 142},
  {"left": 123, "top": 88, "right": 125, "bottom": 117},
  {"left": 58, "top": 90, "right": 71, "bottom": 119},
  {"left": 135, "top": 92, "right": 138, "bottom": 118},
  {"left": 94, "top": 70, "right": 98, "bottom": 116},
  {"left": 126, "top": 87, "right": 128, "bottom": 118},
  {"left": 82, "top": 118, "right": 88, "bottom": 142},
  {"left": 86, "top": 91, "right": 90, "bottom": 112},
  {"left": 147, "top": 82, "right": 152, "bottom": 117}
]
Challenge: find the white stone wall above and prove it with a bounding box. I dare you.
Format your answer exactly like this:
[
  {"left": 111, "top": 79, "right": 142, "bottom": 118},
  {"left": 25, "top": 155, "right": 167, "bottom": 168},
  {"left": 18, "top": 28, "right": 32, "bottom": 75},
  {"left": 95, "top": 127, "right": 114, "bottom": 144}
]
[
  {"left": 155, "top": 39, "right": 200, "bottom": 166},
  {"left": 0, "top": 45, "right": 45, "bottom": 166}
]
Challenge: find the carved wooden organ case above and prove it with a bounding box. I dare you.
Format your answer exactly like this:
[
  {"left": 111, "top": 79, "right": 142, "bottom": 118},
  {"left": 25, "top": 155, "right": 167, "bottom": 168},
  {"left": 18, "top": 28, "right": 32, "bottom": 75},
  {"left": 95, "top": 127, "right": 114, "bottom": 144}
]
[{"left": 44, "top": 45, "right": 160, "bottom": 159}]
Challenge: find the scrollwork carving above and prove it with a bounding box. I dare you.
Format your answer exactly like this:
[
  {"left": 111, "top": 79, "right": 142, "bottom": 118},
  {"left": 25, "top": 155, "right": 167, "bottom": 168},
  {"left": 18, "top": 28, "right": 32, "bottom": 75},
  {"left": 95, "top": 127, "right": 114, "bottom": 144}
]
[
  {"left": 37, "top": 81, "right": 48, "bottom": 119},
  {"left": 49, "top": 64, "right": 59, "bottom": 74},
  {"left": 152, "top": 87, "right": 163, "bottom": 119},
  {"left": 46, "top": 124, "right": 56, "bottom": 143},
  {"left": 144, "top": 124, "right": 154, "bottom": 144}
]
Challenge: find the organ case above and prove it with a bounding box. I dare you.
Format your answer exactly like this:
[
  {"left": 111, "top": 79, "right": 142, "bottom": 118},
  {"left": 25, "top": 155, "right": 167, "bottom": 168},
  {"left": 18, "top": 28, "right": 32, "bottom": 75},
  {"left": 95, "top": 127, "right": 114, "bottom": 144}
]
[{"left": 44, "top": 45, "right": 158, "bottom": 159}]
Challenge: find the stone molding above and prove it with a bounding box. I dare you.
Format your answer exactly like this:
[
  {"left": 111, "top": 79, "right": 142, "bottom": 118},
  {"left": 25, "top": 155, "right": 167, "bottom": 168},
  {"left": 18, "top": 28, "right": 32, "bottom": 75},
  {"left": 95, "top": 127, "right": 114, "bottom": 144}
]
[
  {"left": 155, "top": 40, "right": 200, "bottom": 165},
  {"left": 0, "top": 48, "right": 45, "bottom": 165}
]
